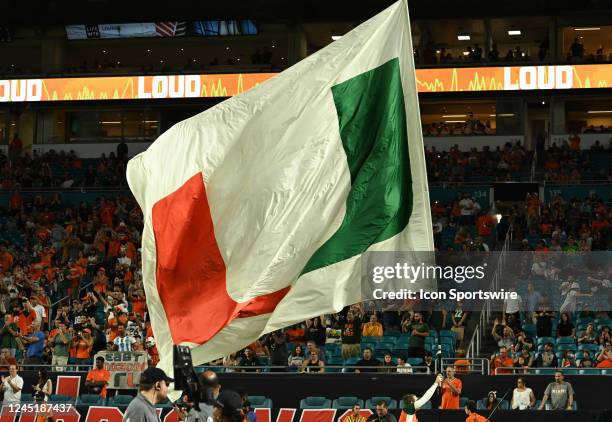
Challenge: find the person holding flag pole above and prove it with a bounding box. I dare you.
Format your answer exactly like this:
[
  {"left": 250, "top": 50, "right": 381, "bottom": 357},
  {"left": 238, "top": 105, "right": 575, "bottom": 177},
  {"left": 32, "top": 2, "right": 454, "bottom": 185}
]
[{"left": 398, "top": 374, "right": 444, "bottom": 422}]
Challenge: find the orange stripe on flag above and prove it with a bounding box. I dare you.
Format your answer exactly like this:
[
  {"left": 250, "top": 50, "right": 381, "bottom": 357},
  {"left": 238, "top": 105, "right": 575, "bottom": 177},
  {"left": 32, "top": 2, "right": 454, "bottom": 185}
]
[{"left": 152, "top": 172, "right": 289, "bottom": 344}]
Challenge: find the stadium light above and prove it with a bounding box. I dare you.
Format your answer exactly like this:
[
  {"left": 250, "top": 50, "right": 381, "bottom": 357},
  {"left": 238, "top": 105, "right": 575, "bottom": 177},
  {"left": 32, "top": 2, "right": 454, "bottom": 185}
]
[
  {"left": 507, "top": 30, "right": 521, "bottom": 36},
  {"left": 492, "top": 113, "right": 515, "bottom": 117},
  {"left": 495, "top": 214, "right": 502, "bottom": 223},
  {"left": 442, "top": 114, "right": 467, "bottom": 118},
  {"left": 587, "top": 110, "right": 612, "bottom": 113},
  {"left": 457, "top": 34, "right": 471, "bottom": 41},
  {"left": 574, "top": 27, "right": 600, "bottom": 31},
  {"left": 445, "top": 120, "right": 466, "bottom": 123},
  {"left": 331, "top": 35, "right": 342, "bottom": 41}
]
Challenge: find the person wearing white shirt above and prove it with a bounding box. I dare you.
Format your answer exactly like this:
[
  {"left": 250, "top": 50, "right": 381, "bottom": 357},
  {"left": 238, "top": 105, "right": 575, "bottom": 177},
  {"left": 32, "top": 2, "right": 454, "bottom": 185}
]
[
  {"left": 396, "top": 356, "right": 413, "bottom": 374},
  {"left": 113, "top": 324, "right": 136, "bottom": 352},
  {"left": 503, "top": 287, "right": 522, "bottom": 319},
  {"left": 511, "top": 378, "right": 536, "bottom": 410},
  {"left": 2, "top": 365, "right": 23, "bottom": 405}
]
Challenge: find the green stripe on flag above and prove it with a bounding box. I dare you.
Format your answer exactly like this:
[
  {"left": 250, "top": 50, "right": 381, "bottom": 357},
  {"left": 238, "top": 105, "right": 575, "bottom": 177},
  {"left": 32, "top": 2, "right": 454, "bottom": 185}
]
[{"left": 302, "top": 58, "right": 413, "bottom": 274}]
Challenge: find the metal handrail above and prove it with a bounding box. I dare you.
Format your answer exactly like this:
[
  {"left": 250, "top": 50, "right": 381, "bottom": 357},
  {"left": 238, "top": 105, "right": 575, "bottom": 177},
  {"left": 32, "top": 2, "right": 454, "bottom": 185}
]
[
  {"left": 493, "top": 366, "right": 612, "bottom": 375},
  {"left": 439, "top": 357, "right": 490, "bottom": 375}
]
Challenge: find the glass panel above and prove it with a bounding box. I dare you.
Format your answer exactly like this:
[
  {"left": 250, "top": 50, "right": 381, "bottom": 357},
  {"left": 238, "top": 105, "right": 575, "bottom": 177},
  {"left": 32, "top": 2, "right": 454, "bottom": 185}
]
[
  {"left": 66, "top": 109, "right": 159, "bottom": 142},
  {"left": 420, "top": 101, "right": 498, "bottom": 136}
]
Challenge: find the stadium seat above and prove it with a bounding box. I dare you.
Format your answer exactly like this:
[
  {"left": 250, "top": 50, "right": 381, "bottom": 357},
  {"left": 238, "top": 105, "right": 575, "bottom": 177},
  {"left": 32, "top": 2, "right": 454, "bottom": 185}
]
[
  {"left": 578, "top": 344, "right": 599, "bottom": 353},
  {"left": 332, "top": 397, "right": 363, "bottom": 410},
  {"left": 407, "top": 357, "right": 422, "bottom": 366},
  {"left": 365, "top": 397, "right": 397, "bottom": 410},
  {"left": 20, "top": 394, "right": 34, "bottom": 403},
  {"left": 344, "top": 357, "right": 359, "bottom": 365},
  {"left": 439, "top": 330, "right": 455, "bottom": 339},
  {"left": 378, "top": 341, "right": 396, "bottom": 350},
  {"left": 537, "top": 337, "right": 556, "bottom": 346},
  {"left": 382, "top": 336, "right": 398, "bottom": 343},
  {"left": 459, "top": 397, "right": 470, "bottom": 407},
  {"left": 300, "top": 397, "right": 332, "bottom": 409},
  {"left": 249, "top": 396, "right": 273, "bottom": 408},
  {"left": 556, "top": 337, "right": 576, "bottom": 345},
  {"left": 556, "top": 343, "right": 577, "bottom": 352},
  {"left": 77, "top": 394, "right": 104, "bottom": 406},
  {"left": 109, "top": 394, "right": 136, "bottom": 406},
  {"left": 49, "top": 394, "right": 73, "bottom": 403},
  {"left": 385, "top": 330, "right": 402, "bottom": 337},
  {"left": 361, "top": 342, "right": 376, "bottom": 350}
]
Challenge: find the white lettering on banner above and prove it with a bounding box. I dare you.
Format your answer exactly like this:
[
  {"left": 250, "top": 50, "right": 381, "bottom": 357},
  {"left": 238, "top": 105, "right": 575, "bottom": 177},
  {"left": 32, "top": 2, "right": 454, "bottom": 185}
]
[
  {"left": 169, "top": 75, "right": 185, "bottom": 98},
  {"left": 519, "top": 67, "right": 536, "bottom": 90},
  {"left": 0, "top": 79, "right": 42, "bottom": 102},
  {"left": 504, "top": 65, "right": 574, "bottom": 90},
  {"left": 152, "top": 76, "right": 168, "bottom": 98},
  {"left": 137, "top": 76, "right": 151, "bottom": 99},
  {"left": 185, "top": 75, "right": 200, "bottom": 97},
  {"left": 138, "top": 75, "right": 200, "bottom": 99}
]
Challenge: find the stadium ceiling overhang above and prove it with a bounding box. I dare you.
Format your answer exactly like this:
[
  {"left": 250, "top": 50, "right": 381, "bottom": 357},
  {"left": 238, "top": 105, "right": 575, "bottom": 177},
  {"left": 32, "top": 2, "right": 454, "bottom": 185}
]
[{"left": 0, "top": 63, "right": 610, "bottom": 103}]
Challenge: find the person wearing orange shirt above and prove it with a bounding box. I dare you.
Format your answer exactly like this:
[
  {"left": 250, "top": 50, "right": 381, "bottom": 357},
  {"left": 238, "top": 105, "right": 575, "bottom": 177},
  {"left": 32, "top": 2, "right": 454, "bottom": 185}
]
[
  {"left": 476, "top": 213, "right": 495, "bottom": 238},
  {"left": 440, "top": 366, "right": 462, "bottom": 409},
  {"left": 0, "top": 246, "right": 14, "bottom": 272},
  {"left": 362, "top": 314, "right": 384, "bottom": 337},
  {"left": 85, "top": 356, "right": 110, "bottom": 403},
  {"left": 464, "top": 400, "right": 489, "bottom": 422},
  {"left": 490, "top": 346, "right": 514, "bottom": 375}
]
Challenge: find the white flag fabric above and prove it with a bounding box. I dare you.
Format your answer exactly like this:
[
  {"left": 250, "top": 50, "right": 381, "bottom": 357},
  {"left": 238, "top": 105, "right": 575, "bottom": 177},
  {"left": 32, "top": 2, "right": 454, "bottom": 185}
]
[{"left": 127, "top": 0, "right": 433, "bottom": 378}]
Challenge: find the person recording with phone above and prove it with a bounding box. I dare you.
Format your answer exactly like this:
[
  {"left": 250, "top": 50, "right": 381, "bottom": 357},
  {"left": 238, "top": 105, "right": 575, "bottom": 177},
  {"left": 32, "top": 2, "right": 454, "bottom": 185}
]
[{"left": 439, "top": 366, "right": 462, "bottom": 409}]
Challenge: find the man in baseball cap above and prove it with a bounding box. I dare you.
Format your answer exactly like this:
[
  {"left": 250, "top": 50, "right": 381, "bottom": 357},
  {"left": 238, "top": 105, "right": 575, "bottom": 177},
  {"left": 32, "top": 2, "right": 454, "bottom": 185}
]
[
  {"left": 123, "top": 368, "right": 174, "bottom": 422},
  {"left": 213, "top": 390, "right": 244, "bottom": 422}
]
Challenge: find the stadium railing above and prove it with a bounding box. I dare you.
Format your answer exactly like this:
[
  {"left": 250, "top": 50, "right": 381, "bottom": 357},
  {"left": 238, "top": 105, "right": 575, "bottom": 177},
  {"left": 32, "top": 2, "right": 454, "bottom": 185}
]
[
  {"left": 466, "top": 226, "right": 513, "bottom": 360},
  {"left": 493, "top": 367, "right": 612, "bottom": 375},
  {"left": 440, "top": 357, "right": 490, "bottom": 375}
]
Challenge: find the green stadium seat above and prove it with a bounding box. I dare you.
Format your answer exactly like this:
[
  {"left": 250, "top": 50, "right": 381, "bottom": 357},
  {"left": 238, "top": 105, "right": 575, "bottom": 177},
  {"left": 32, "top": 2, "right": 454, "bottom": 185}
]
[
  {"left": 20, "top": 394, "right": 34, "bottom": 403},
  {"left": 77, "top": 394, "right": 104, "bottom": 406},
  {"left": 365, "top": 397, "right": 397, "bottom": 409},
  {"left": 300, "top": 397, "right": 331, "bottom": 409},
  {"left": 537, "top": 337, "right": 556, "bottom": 346},
  {"left": 49, "top": 394, "right": 73, "bottom": 403},
  {"left": 332, "top": 397, "right": 363, "bottom": 410},
  {"left": 109, "top": 394, "right": 135, "bottom": 406},
  {"left": 249, "top": 396, "right": 273, "bottom": 408}
]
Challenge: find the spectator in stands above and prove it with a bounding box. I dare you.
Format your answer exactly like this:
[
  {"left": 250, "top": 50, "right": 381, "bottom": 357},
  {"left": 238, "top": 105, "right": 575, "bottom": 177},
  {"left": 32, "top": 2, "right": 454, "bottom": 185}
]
[
  {"left": 1, "top": 365, "right": 23, "bottom": 405},
  {"left": 513, "top": 329, "right": 534, "bottom": 352},
  {"left": 513, "top": 347, "right": 534, "bottom": 372},
  {"left": 21, "top": 320, "right": 45, "bottom": 366},
  {"left": 596, "top": 342, "right": 612, "bottom": 368},
  {"left": 599, "top": 326, "right": 611, "bottom": 346},
  {"left": 379, "top": 353, "right": 396, "bottom": 373},
  {"left": 534, "top": 304, "right": 555, "bottom": 337},
  {"left": 450, "top": 301, "right": 469, "bottom": 343},
  {"left": 113, "top": 323, "right": 136, "bottom": 352},
  {"left": 33, "top": 369, "right": 52, "bottom": 403},
  {"left": 304, "top": 317, "right": 326, "bottom": 352},
  {"left": 535, "top": 343, "right": 558, "bottom": 368},
  {"left": 439, "top": 366, "right": 462, "bottom": 409},
  {"left": 265, "top": 330, "right": 288, "bottom": 371},
  {"left": 362, "top": 314, "right": 384, "bottom": 337},
  {"left": 396, "top": 355, "right": 413, "bottom": 374},
  {"left": 406, "top": 312, "right": 429, "bottom": 358},
  {"left": 481, "top": 391, "right": 501, "bottom": 412},
  {"left": 560, "top": 350, "right": 576, "bottom": 368},
  {"left": 355, "top": 347, "right": 380, "bottom": 373},
  {"left": 8, "top": 134, "right": 22, "bottom": 165},
  {"left": 578, "top": 323, "right": 598, "bottom": 344},
  {"left": 491, "top": 320, "right": 515, "bottom": 349},
  {"left": 503, "top": 287, "right": 522, "bottom": 323},
  {"left": 237, "top": 348, "right": 261, "bottom": 373},
  {"left": 511, "top": 378, "right": 536, "bottom": 410},
  {"left": 50, "top": 321, "right": 71, "bottom": 371},
  {"left": 538, "top": 370, "right": 574, "bottom": 410},
  {"left": 288, "top": 345, "right": 304, "bottom": 370},
  {"left": 464, "top": 400, "right": 487, "bottom": 422},
  {"left": 0, "top": 349, "right": 16, "bottom": 370},
  {"left": 420, "top": 351, "right": 435, "bottom": 374},
  {"left": 491, "top": 346, "right": 514, "bottom": 374},
  {"left": 85, "top": 356, "right": 110, "bottom": 401},
  {"left": 577, "top": 350, "right": 594, "bottom": 368},
  {"left": 557, "top": 313, "right": 576, "bottom": 338},
  {"left": 301, "top": 348, "right": 325, "bottom": 373},
  {"left": 366, "top": 400, "right": 397, "bottom": 422},
  {"left": 341, "top": 310, "right": 362, "bottom": 360},
  {"left": 524, "top": 282, "right": 543, "bottom": 319},
  {"left": 0, "top": 314, "right": 20, "bottom": 357},
  {"left": 343, "top": 404, "right": 366, "bottom": 422}
]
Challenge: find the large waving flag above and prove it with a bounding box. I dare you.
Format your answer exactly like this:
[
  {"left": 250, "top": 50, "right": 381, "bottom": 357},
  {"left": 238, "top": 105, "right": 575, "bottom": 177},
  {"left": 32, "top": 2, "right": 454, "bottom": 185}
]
[{"left": 127, "top": 0, "right": 433, "bottom": 375}]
